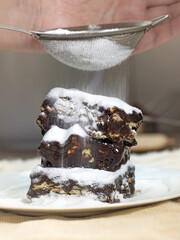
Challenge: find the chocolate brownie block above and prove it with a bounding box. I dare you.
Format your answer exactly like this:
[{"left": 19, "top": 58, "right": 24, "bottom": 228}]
[
  {"left": 37, "top": 88, "right": 142, "bottom": 144},
  {"left": 39, "top": 124, "right": 130, "bottom": 171},
  {"left": 27, "top": 88, "right": 142, "bottom": 203},
  {"left": 27, "top": 162, "right": 135, "bottom": 203}
]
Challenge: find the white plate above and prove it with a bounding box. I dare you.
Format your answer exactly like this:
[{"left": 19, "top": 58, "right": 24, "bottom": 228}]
[{"left": 0, "top": 166, "right": 180, "bottom": 217}]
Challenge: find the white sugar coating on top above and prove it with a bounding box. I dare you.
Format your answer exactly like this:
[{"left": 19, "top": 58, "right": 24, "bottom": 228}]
[
  {"left": 31, "top": 161, "right": 133, "bottom": 187},
  {"left": 47, "top": 88, "right": 141, "bottom": 114},
  {"left": 43, "top": 124, "right": 87, "bottom": 144}
]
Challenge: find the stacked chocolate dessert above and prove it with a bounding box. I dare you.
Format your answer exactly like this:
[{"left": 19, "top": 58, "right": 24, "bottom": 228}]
[{"left": 27, "top": 88, "right": 143, "bottom": 203}]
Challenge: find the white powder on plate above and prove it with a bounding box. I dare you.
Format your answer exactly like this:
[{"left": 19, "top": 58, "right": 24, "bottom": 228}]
[
  {"left": 43, "top": 124, "right": 87, "bottom": 144},
  {"left": 0, "top": 166, "right": 180, "bottom": 210},
  {"left": 0, "top": 150, "right": 180, "bottom": 211}
]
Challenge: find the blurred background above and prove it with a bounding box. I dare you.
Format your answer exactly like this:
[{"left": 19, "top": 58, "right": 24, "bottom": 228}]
[{"left": 0, "top": 35, "right": 180, "bottom": 156}]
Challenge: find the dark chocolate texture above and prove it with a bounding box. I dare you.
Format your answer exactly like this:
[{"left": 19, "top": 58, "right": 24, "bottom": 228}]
[
  {"left": 37, "top": 97, "right": 142, "bottom": 144},
  {"left": 27, "top": 165, "right": 135, "bottom": 203},
  {"left": 39, "top": 135, "right": 130, "bottom": 171}
]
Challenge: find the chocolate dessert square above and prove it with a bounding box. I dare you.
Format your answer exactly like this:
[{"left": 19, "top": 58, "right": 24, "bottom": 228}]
[
  {"left": 27, "top": 163, "right": 135, "bottom": 203},
  {"left": 27, "top": 88, "right": 142, "bottom": 203},
  {"left": 39, "top": 124, "right": 130, "bottom": 172},
  {"left": 37, "top": 88, "right": 142, "bottom": 144}
]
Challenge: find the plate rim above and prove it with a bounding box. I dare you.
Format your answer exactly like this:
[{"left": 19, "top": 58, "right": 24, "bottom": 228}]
[
  {"left": 0, "top": 193, "right": 180, "bottom": 213},
  {"left": 0, "top": 166, "right": 180, "bottom": 213}
]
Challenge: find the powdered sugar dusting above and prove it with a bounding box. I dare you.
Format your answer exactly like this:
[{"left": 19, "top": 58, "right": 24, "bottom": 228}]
[
  {"left": 31, "top": 161, "right": 132, "bottom": 187},
  {"left": 47, "top": 88, "right": 141, "bottom": 114},
  {"left": 43, "top": 124, "right": 87, "bottom": 144}
]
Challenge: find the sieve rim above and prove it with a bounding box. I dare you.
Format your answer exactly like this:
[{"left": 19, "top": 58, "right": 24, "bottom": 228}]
[{"left": 32, "top": 21, "right": 153, "bottom": 40}]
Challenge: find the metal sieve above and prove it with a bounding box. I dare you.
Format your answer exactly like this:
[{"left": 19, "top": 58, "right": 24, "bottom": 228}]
[{"left": 0, "top": 15, "right": 169, "bottom": 71}]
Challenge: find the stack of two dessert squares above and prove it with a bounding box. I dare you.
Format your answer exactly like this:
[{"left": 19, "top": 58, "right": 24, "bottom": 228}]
[{"left": 27, "top": 88, "right": 142, "bottom": 203}]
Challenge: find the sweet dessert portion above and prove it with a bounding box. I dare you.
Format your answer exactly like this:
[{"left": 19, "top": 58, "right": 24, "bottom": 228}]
[
  {"left": 37, "top": 88, "right": 142, "bottom": 144},
  {"left": 27, "top": 163, "right": 135, "bottom": 203},
  {"left": 39, "top": 125, "right": 130, "bottom": 171},
  {"left": 27, "top": 88, "right": 142, "bottom": 203}
]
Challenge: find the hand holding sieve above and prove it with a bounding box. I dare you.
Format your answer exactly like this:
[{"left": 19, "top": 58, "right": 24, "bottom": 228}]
[{"left": 0, "top": 15, "right": 169, "bottom": 71}]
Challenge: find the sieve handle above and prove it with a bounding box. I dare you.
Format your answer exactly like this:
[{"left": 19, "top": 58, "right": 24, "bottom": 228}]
[
  {"left": 0, "top": 25, "right": 32, "bottom": 35},
  {"left": 151, "top": 15, "right": 169, "bottom": 28}
]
